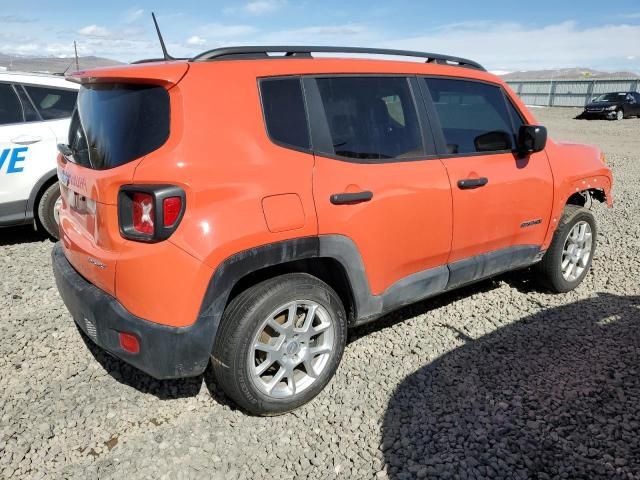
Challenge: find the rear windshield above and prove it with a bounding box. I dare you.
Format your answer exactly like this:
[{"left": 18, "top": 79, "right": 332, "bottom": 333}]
[{"left": 69, "top": 83, "right": 169, "bottom": 170}]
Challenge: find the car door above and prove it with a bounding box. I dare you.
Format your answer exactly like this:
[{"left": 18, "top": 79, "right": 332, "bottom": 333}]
[
  {"left": 630, "top": 93, "right": 640, "bottom": 116},
  {"left": 0, "top": 82, "right": 58, "bottom": 214},
  {"left": 420, "top": 77, "right": 553, "bottom": 287},
  {"left": 307, "top": 76, "right": 453, "bottom": 297}
]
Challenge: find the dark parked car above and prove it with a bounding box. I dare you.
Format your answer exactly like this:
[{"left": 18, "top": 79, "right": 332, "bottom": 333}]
[{"left": 578, "top": 91, "right": 640, "bottom": 120}]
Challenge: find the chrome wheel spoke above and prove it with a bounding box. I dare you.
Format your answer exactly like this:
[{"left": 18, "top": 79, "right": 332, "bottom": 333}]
[
  {"left": 310, "top": 345, "right": 332, "bottom": 357},
  {"left": 300, "top": 304, "right": 318, "bottom": 333},
  {"left": 303, "top": 358, "right": 318, "bottom": 378},
  {"left": 255, "top": 357, "right": 275, "bottom": 376},
  {"left": 266, "top": 366, "right": 286, "bottom": 393}
]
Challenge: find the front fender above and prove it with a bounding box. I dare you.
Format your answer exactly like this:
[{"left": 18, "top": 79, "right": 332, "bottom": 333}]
[{"left": 542, "top": 140, "right": 613, "bottom": 249}]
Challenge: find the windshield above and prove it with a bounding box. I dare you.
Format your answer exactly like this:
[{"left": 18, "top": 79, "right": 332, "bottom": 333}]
[
  {"left": 68, "top": 83, "right": 169, "bottom": 170},
  {"left": 594, "top": 93, "right": 627, "bottom": 102}
]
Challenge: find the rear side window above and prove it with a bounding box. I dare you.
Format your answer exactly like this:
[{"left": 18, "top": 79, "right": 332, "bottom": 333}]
[
  {"left": 315, "top": 77, "right": 423, "bottom": 160},
  {"left": 424, "top": 78, "right": 516, "bottom": 155},
  {"left": 70, "top": 83, "right": 169, "bottom": 170},
  {"left": 0, "top": 83, "right": 22, "bottom": 125},
  {"left": 260, "top": 78, "right": 310, "bottom": 150},
  {"left": 15, "top": 86, "right": 39, "bottom": 122},
  {"left": 23, "top": 85, "right": 77, "bottom": 120}
]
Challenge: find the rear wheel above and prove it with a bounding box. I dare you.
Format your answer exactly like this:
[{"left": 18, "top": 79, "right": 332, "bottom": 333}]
[
  {"left": 535, "top": 205, "right": 597, "bottom": 292},
  {"left": 212, "top": 273, "right": 347, "bottom": 415},
  {"left": 37, "top": 182, "right": 61, "bottom": 240}
]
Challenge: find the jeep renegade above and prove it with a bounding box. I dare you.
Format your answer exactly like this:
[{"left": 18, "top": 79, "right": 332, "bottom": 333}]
[{"left": 52, "top": 46, "right": 613, "bottom": 415}]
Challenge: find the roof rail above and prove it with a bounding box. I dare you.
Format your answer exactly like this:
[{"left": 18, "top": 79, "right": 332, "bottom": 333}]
[
  {"left": 190, "top": 46, "right": 485, "bottom": 71},
  {"left": 131, "top": 57, "right": 187, "bottom": 64}
]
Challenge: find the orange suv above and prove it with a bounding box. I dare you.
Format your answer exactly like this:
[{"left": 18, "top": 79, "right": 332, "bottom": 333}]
[{"left": 52, "top": 46, "right": 613, "bottom": 415}]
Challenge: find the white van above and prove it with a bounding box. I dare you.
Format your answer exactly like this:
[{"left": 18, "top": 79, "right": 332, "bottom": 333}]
[{"left": 0, "top": 72, "right": 79, "bottom": 238}]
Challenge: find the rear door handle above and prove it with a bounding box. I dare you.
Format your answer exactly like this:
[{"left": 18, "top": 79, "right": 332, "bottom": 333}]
[
  {"left": 11, "top": 135, "right": 42, "bottom": 145},
  {"left": 330, "top": 191, "right": 373, "bottom": 205},
  {"left": 457, "top": 177, "right": 488, "bottom": 189}
]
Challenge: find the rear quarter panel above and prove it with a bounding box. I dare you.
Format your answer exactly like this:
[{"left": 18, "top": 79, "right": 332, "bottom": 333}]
[{"left": 129, "top": 63, "right": 318, "bottom": 317}]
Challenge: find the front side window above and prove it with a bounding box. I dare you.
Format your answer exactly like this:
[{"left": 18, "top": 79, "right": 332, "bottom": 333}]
[
  {"left": 424, "top": 78, "right": 517, "bottom": 155},
  {"left": 315, "top": 77, "right": 423, "bottom": 161},
  {"left": 23, "top": 86, "right": 77, "bottom": 120},
  {"left": 0, "top": 83, "right": 23, "bottom": 125}
]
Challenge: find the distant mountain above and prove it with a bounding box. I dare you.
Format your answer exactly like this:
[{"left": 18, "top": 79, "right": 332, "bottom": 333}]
[
  {"left": 500, "top": 68, "right": 640, "bottom": 80},
  {"left": 0, "top": 53, "right": 123, "bottom": 74}
]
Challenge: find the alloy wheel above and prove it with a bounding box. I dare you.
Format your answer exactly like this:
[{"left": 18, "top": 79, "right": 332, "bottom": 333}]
[
  {"left": 561, "top": 220, "right": 593, "bottom": 282},
  {"left": 248, "top": 300, "right": 335, "bottom": 399}
]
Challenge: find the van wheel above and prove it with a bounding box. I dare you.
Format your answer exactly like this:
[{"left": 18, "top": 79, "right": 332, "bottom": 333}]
[
  {"left": 535, "top": 205, "right": 597, "bottom": 293},
  {"left": 212, "top": 273, "right": 347, "bottom": 416},
  {"left": 37, "top": 182, "right": 61, "bottom": 240}
]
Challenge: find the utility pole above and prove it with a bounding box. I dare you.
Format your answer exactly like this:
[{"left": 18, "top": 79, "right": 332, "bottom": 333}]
[{"left": 74, "top": 41, "right": 79, "bottom": 71}]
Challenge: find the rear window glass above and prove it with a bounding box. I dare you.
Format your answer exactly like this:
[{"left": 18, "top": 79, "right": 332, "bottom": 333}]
[
  {"left": 424, "top": 78, "right": 516, "bottom": 155},
  {"left": 316, "top": 77, "right": 423, "bottom": 161},
  {"left": 23, "top": 85, "right": 77, "bottom": 120},
  {"left": 70, "top": 84, "right": 169, "bottom": 170},
  {"left": 260, "top": 78, "right": 310, "bottom": 150}
]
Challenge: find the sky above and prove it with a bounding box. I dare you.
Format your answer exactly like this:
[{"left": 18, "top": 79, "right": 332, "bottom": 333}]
[{"left": 0, "top": 0, "right": 639, "bottom": 73}]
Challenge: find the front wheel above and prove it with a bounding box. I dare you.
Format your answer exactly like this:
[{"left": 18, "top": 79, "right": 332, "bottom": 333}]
[
  {"left": 616, "top": 109, "right": 624, "bottom": 121},
  {"left": 535, "top": 205, "right": 597, "bottom": 293},
  {"left": 212, "top": 273, "right": 347, "bottom": 415}
]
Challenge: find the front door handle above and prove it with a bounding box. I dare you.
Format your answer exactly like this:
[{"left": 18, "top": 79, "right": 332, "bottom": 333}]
[
  {"left": 457, "top": 177, "right": 488, "bottom": 189},
  {"left": 330, "top": 191, "right": 373, "bottom": 205},
  {"left": 11, "top": 135, "right": 42, "bottom": 145}
]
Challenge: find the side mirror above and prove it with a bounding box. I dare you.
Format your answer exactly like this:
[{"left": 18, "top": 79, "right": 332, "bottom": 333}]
[{"left": 517, "top": 125, "right": 547, "bottom": 157}]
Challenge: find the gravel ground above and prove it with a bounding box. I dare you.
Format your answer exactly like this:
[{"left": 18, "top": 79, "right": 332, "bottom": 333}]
[{"left": 1, "top": 108, "right": 639, "bottom": 479}]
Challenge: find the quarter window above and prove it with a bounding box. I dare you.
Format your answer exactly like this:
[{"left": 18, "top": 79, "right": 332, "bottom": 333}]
[
  {"left": 260, "top": 78, "right": 310, "bottom": 150},
  {"left": 424, "top": 78, "right": 517, "bottom": 155},
  {"left": 315, "top": 77, "right": 423, "bottom": 161},
  {"left": 23, "top": 85, "right": 77, "bottom": 120},
  {"left": 0, "top": 83, "right": 23, "bottom": 125}
]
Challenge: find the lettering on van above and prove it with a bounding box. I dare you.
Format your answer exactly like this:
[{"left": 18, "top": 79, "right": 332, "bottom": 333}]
[{"left": 0, "top": 147, "right": 28, "bottom": 174}]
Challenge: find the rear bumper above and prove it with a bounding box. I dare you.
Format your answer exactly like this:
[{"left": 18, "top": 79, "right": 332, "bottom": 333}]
[{"left": 52, "top": 243, "right": 211, "bottom": 379}]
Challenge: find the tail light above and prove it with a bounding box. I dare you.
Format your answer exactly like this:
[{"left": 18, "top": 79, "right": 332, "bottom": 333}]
[{"left": 118, "top": 185, "right": 186, "bottom": 242}]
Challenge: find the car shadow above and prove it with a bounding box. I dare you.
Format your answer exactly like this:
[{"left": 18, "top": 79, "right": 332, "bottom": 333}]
[
  {"left": 381, "top": 293, "right": 640, "bottom": 479},
  {"left": 77, "top": 325, "right": 234, "bottom": 407},
  {"left": 0, "top": 225, "right": 48, "bottom": 246},
  {"left": 349, "top": 278, "right": 503, "bottom": 344}
]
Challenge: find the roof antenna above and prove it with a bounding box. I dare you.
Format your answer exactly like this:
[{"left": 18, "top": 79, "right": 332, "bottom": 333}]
[{"left": 151, "top": 12, "right": 173, "bottom": 61}]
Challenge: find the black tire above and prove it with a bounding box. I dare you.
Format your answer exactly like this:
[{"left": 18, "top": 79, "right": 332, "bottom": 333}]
[
  {"left": 212, "top": 273, "right": 347, "bottom": 415},
  {"left": 535, "top": 205, "right": 597, "bottom": 293},
  {"left": 37, "top": 182, "right": 61, "bottom": 240}
]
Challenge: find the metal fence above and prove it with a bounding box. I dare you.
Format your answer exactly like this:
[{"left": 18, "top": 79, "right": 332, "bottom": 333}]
[{"left": 505, "top": 79, "right": 640, "bottom": 107}]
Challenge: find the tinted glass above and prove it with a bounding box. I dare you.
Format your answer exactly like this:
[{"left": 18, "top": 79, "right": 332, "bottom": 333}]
[
  {"left": 72, "top": 84, "right": 169, "bottom": 170},
  {"left": 594, "top": 93, "right": 626, "bottom": 102},
  {"left": 316, "top": 77, "right": 422, "bottom": 160},
  {"left": 0, "top": 83, "right": 23, "bottom": 125},
  {"left": 260, "top": 78, "right": 310, "bottom": 150},
  {"left": 15, "top": 86, "right": 39, "bottom": 122},
  {"left": 24, "top": 86, "right": 77, "bottom": 120},
  {"left": 425, "top": 78, "right": 516, "bottom": 154},
  {"left": 505, "top": 96, "right": 525, "bottom": 134}
]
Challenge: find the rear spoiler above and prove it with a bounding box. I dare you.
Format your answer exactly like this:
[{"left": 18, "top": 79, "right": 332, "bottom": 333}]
[{"left": 66, "top": 61, "right": 189, "bottom": 88}]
